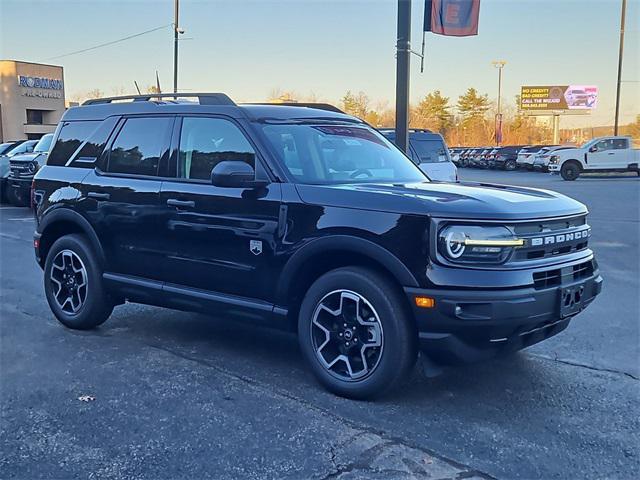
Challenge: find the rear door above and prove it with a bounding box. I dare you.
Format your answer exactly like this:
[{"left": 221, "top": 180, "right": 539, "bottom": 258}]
[
  {"left": 158, "top": 115, "right": 282, "bottom": 301},
  {"left": 80, "top": 115, "right": 174, "bottom": 281}
]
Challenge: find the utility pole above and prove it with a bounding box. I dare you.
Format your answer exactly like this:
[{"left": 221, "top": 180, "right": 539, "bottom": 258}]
[
  {"left": 614, "top": 0, "right": 626, "bottom": 135},
  {"left": 173, "top": 0, "right": 180, "bottom": 94},
  {"left": 395, "top": 0, "right": 411, "bottom": 153},
  {"left": 492, "top": 60, "right": 506, "bottom": 146}
]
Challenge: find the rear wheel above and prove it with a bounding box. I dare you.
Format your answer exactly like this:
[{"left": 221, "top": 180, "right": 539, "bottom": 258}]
[
  {"left": 44, "top": 234, "right": 114, "bottom": 330},
  {"left": 298, "top": 267, "right": 417, "bottom": 399},
  {"left": 560, "top": 161, "right": 581, "bottom": 181},
  {"left": 504, "top": 159, "right": 517, "bottom": 171}
]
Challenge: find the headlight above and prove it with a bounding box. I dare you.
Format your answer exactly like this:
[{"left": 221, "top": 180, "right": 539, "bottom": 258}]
[
  {"left": 28, "top": 162, "right": 39, "bottom": 173},
  {"left": 438, "top": 225, "right": 524, "bottom": 264},
  {"left": 549, "top": 155, "right": 559, "bottom": 164}
]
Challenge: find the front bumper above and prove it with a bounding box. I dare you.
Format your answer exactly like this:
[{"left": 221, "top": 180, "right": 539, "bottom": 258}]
[{"left": 404, "top": 266, "right": 602, "bottom": 364}]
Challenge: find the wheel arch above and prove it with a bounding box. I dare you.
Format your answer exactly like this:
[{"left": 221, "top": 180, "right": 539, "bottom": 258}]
[
  {"left": 276, "top": 235, "right": 419, "bottom": 325},
  {"left": 38, "top": 209, "right": 105, "bottom": 268}
]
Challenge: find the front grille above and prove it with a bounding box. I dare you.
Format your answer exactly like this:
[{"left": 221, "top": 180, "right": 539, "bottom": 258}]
[
  {"left": 9, "top": 161, "right": 34, "bottom": 178},
  {"left": 533, "top": 260, "right": 594, "bottom": 289},
  {"left": 511, "top": 215, "right": 590, "bottom": 262}
]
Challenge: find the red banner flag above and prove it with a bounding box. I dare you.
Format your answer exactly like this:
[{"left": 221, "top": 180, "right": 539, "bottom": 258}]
[{"left": 424, "top": 0, "right": 481, "bottom": 37}]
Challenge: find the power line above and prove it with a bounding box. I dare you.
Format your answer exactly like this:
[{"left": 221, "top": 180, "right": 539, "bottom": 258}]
[{"left": 40, "top": 24, "right": 172, "bottom": 62}]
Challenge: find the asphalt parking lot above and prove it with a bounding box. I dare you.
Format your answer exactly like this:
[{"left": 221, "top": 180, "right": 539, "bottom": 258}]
[{"left": 1, "top": 170, "right": 638, "bottom": 480}]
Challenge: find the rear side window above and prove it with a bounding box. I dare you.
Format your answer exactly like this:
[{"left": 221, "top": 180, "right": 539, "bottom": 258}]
[
  {"left": 48, "top": 121, "right": 100, "bottom": 166},
  {"left": 107, "top": 117, "right": 172, "bottom": 176}
]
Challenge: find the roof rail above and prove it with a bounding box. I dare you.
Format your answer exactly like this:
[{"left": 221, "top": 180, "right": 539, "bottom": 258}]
[
  {"left": 82, "top": 93, "right": 236, "bottom": 106},
  {"left": 251, "top": 102, "right": 345, "bottom": 114}
]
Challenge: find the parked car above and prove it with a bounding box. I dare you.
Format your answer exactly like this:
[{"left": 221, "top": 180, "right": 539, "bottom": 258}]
[
  {"left": 489, "top": 145, "right": 526, "bottom": 170},
  {"left": 532, "top": 146, "right": 573, "bottom": 171},
  {"left": 548, "top": 136, "right": 640, "bottom": 180},
  {"left": 458, "top": 148, "right": 474, "bottom": 167},
  {"left": 379, "top": 129, "right": 458, "bottom": 182},
  {"left": 32, "top": 93, "right": 602, "bottom": 399},
  {"left": 0, "top": 140, "right": 37, "bottom": 202},
  {"left": 7, "top": 133, "right": 54, "bottom": 206},
  {"left": 449, "top": 148, "right": 464, "bottom": 166},
  {"left": 516, "top": 145, "right": 550, "bottom": 169},
  {"left": 470, "top": 148, "right": 491, "bottom": 168}
]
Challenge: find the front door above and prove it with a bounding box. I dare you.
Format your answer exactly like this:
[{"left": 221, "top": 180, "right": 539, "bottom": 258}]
[
  {"left": 159, "top": 116, "right": 282, "bottom": 302},
  {"left": 586, "top": 139, "right": 624, "bottom": 169}
]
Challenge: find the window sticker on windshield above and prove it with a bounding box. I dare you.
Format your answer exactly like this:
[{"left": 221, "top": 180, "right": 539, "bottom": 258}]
[{"left": 313, "top": 126, "right": 388, "bottom": 148}]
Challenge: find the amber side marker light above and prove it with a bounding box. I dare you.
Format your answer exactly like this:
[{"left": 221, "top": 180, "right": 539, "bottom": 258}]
[{"left": 415, "top": 296, "right": 435, "bottom": 308}]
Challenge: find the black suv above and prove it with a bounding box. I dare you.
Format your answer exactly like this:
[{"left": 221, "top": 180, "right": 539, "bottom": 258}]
[{"left": 33, "top": 94, "right": 602, "bottom": 399}]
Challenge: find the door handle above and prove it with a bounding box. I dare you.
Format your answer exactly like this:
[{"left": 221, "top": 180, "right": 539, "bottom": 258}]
[
  {"left": 607, "top": 152, "right": 615, "bottom": 155},
  {"left": 167, "top": 198, "right": 195, "bottom": 208},
  {"left": 87, "top": 192, "right": 110, "bottom": 200}
]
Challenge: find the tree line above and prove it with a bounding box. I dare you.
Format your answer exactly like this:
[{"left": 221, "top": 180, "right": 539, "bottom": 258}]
[{"left": 70, "top": 86, "right": 639, "bottom": 147}]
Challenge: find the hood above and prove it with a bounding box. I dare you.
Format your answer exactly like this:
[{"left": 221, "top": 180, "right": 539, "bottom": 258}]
[
  {"left": 295, "top": 181, "right": 587, "bottom": 220},
  {"left": 9, "top": 152, "right": 47, "bottom": 163}
]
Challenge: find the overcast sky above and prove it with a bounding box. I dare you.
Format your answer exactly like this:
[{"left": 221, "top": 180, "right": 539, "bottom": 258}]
[{"left": 1, "top": 0, "right": 638, "bottom": 128}]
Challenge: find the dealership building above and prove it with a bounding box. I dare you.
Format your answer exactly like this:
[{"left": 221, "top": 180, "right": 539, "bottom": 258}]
[{"left": 0, "top": 60, "right": 66, "bottom": 142}]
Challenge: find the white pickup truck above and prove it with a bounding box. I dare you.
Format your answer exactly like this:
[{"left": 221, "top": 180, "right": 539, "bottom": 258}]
[{"left": 548, "top": 136, "right": 640, "bottom": 180}]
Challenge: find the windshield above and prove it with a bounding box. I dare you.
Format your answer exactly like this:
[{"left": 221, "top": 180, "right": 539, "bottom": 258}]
[
  {"left": 411, "top": 139, "right": 450, "bottom": 163},
  {"left": 34, "top": 134, "right": 53, "bottom": 153},
  {"left": 261, "top": 124, "right": 427, "bottom": 184},
  {"left": 0, "top": 143, "right": 14, "bottom": 155}
]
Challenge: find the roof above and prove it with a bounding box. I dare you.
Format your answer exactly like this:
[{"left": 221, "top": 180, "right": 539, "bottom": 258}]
[{"left": 65, "top": 94, "right": 360, "bottom": 123}]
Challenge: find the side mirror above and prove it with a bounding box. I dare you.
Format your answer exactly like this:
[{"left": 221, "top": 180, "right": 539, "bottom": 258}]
[
  {"left": 589, "top": 145, "right": 597, "bottom": 153},
  {"left": 211, "top": 160, "right": 267, "bottom": 188}
]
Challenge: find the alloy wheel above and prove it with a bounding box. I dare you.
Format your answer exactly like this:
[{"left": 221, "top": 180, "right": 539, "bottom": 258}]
[
  {"left": 49, "top": 249, "right": 88, "bottom": 314},
  {"left": 310, "top": 290, "right": 384, "bottom": 381}
]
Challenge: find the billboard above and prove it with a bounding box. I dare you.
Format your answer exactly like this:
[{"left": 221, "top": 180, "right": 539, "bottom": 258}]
[{"left": 520, "top": 85, "right": 598, "bottom": 111}]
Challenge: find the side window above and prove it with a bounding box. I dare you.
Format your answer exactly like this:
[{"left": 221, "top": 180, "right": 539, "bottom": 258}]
[
  {"left": 108, "top": 117, "right": 172, "bottom": 176},
  {"left": 612, "top": 138, "right": 628, "bottom": 149},
  {"left": 47, "top": 121, "right": 100, "bottom": 166},
  {"left": 595, "top": 140, "right": 613, "bottom": 152},
  {"left": 74, "top": 116, "right": 119, "bottom": 164},
  {"left": 178, "top": 117, "right": 255, "bottom": 181}
]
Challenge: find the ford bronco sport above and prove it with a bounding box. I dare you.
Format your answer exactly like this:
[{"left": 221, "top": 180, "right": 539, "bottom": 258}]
[{"left": 33, "top": 93, "right": 603, "bottom": 399}]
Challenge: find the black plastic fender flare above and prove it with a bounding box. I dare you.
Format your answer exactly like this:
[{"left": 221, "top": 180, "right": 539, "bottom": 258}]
[{"left": 276, "top": 235, "right": 420, "bottom": 305}]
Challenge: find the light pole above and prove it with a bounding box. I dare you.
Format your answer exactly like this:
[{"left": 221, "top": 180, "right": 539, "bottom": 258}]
[
  {"left": 492, "top": 60, "right": 506, "bottom": 146},
  {"left": 173, "top": 0, "right": 181, "bottom": 94},
  {"left": 394, "top": 0, "right": 411, "bottom": 153},
  {"left": 614, "top": 0, "right": 626, "bottom": 135}
]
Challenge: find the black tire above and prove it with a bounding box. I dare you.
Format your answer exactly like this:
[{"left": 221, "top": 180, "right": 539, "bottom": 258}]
[
  {"left": 298, "top": 267, "right": 417, "bottom": 399},
  {"left": 44, "top": 234, "right": 113, "bottom": 330},
  {"left": 560, "top": 161, "right": 581, "bottom": 181},
  {"left": 504, "top": 159, "right": 516, "bottom": 171},
  {"left": 6, "top": 186, "right": 29, "bottom": 207}
]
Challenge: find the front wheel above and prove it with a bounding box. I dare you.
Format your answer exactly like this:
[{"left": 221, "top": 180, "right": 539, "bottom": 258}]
[
  {"left": 560, "top": 161, "right": 581, "bottom": 181},
  {"left": 504, "top": 159, "right": 517, "bottom": 171},
  {"left": 298, "top": 267, "right": 417, "bottom": 399},
  {"left": 44, "top": 234, "right": 114, "bottom": 330}
]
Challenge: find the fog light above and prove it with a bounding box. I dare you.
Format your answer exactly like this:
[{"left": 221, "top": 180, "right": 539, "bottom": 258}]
[{"left": 415, "top": 296, "right": 435, "bottom": 308}]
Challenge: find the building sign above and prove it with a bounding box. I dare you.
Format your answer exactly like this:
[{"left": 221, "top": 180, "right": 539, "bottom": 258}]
[
  {"left": 520, "top": 85, "right": 598, "bottom": 111},
  {"left": 18, "top": 75, "right": 64, "bottom": 90}
]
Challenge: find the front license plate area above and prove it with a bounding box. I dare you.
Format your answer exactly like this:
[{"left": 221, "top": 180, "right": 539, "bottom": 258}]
[{"left": 559, "top": 284, "right": 585, "bottom": 318}]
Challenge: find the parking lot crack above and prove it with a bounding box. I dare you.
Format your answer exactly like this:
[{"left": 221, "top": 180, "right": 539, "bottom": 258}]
[
  {"left": 140, "top": 341, "right": 494, "bottom": 480},
  {"left": 530, "top": 353, "right": 639, "bottom": 380}
]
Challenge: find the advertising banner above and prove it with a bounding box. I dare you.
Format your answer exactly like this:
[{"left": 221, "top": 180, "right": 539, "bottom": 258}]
[{"left": 520, "top": 85, "right": 598, "bottom": 111}]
